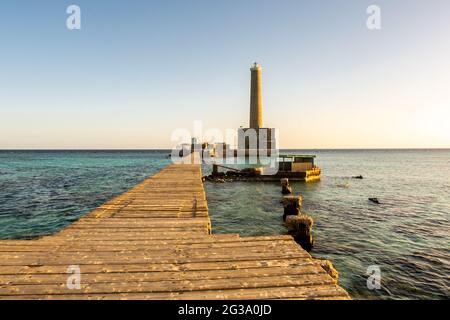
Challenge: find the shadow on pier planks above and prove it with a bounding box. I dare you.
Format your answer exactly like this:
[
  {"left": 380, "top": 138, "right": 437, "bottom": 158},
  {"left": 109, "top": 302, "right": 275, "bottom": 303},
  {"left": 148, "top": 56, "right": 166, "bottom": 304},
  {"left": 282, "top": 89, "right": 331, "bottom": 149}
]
[{"left": 0, "top": 162, "right": 350, "bottom": 300}]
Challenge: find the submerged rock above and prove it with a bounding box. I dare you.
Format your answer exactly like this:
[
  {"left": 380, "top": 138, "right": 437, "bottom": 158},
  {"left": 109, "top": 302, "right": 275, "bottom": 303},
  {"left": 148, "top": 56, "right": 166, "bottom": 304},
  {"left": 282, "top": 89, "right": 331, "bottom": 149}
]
[
  {"left": 213, "top": 171, "right": 226, "bottom": 178},
  {"left": 205, "top": 173, "right": 234, "bottom": 183},
  {"left": 225, "top": 171, "right": 239, "bottom": 177},
  {"left": 337, "top": 182, "right": 350, "bottom": 188},
  {"left": 369, "top": 197, "right": 380, "bottom": 204}
]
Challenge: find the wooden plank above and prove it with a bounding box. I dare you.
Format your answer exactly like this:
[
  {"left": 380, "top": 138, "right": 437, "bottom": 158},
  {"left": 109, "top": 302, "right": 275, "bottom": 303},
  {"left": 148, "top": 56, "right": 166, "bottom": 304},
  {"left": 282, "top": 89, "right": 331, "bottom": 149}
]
[
  {"left": 0, "top": 241, "right": 304, "bottom": 259},
  {"left": 0, "top": 274, "right": 335, "bottom": 296},
  {"left": 0, "top": 258, "right": 311, "bottom": 275},
  {"left": 0, "top": 235, "right": 290, "bottom": 247},
  {"left": 0, "top": 288, "right": 349, "bottom": 300},
  {"left": 0, "top": 239, "right": 294, "bottom": 252},
  {"left": 0, "top": 265, "right": 324, "bottom": 285},
  {"left": 0, "top": 252, "right": 308, "bottom": 267}
]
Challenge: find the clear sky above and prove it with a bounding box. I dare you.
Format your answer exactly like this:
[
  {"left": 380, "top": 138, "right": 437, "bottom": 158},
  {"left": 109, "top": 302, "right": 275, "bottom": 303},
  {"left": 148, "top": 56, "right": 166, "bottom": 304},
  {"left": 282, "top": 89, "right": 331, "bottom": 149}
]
[{"left": 1, "top": 0, "right": 449, "bottom": 149}]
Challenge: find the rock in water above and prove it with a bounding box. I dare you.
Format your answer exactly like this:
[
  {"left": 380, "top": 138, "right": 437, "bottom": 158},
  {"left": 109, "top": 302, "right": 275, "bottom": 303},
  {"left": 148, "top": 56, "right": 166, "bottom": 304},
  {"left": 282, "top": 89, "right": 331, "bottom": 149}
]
[
  {"left": 352, "top": 175, "right": 364, "bottom": 179},
  {"left": 369, "top": 197, "right": 380, "bottom": 204}
]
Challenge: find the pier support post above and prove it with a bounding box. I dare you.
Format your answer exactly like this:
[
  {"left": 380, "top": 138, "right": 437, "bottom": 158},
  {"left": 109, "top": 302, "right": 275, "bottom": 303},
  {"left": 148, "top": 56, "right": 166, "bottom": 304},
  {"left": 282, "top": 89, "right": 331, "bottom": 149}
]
[
  {"left": 280, "top": 178, "right": 292, "bottom": 194},
  {"left": 212, "top": 164, "right": 219, "bottom": 176},
  {"left": 281, "top": 195, "right": 302, "bottom": 221},
  {"left": 285, "top": 214, "right": 314, "bottom": 251}
]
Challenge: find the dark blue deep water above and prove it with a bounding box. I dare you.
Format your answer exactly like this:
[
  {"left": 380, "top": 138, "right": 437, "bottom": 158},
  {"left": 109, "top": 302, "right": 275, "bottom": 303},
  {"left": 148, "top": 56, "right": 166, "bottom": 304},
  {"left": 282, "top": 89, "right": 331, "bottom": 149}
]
[{"left": 0, "top": 149, "right": 448, "bottom": 300}]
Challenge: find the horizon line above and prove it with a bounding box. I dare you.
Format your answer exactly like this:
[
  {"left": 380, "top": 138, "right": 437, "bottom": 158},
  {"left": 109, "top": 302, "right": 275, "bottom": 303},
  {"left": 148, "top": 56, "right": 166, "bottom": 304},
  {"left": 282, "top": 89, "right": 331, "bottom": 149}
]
[{"left": 1, "top": 148, "right": 449, "bottom": 151}]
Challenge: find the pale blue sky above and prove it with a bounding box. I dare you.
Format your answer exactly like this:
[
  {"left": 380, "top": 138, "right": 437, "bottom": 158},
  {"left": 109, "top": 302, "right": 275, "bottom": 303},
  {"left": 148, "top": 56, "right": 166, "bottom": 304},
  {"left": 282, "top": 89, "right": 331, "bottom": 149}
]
[{"left": 1, "top": 0, "right": 449, "bottom": 148}]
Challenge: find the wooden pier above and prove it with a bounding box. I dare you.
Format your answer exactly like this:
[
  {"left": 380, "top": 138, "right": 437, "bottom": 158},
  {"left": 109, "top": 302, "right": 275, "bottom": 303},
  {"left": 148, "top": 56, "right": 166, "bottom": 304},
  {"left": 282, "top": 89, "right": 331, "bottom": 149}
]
[{"left": 0, "top": 162, "right": 350, "bottom": 300}]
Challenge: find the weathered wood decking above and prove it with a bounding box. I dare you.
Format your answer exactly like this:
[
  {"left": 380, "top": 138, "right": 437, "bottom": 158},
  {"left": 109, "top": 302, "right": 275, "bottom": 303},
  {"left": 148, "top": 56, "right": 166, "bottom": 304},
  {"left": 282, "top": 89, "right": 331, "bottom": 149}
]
[{"left": 0, "top": 162, "right": 350, "bottom": 300}]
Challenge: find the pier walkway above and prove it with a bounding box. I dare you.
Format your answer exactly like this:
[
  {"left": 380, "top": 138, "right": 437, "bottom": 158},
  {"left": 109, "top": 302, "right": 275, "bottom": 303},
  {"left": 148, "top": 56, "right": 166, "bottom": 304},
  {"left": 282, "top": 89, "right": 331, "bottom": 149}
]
[{"left": 0, "top": 161, "right": 350, "bottom": 299}]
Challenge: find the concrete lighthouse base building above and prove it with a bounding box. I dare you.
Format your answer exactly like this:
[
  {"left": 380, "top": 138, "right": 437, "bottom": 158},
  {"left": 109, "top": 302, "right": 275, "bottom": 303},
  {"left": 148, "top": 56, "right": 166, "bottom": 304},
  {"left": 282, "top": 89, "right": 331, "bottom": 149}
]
[{"left": 237, "top": 63, "right": 277, "bottom": 157}]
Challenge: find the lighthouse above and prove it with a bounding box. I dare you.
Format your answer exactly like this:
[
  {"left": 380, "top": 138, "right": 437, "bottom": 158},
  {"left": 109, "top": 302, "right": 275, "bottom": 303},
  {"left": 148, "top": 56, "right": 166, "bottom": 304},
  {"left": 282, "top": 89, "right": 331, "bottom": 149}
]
[
  {"left": 249, "top": 62, "right": 263, "bottom": 129},
  {"left": 238, "top": 63, "right": 277, "bottom": 156}
]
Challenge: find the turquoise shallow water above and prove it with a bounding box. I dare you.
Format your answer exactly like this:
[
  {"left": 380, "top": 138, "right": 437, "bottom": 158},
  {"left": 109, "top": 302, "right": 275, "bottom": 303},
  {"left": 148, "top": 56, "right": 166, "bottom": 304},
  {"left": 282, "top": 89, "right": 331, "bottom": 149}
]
[
  {"left": 204, "top": 149, "right": 450, "bottom": 300},
  {"left": 0, "top": 149, "right": 448, "bottom": 300},
  {"left": 0, "top": 150, "right": 171, "bottom": 239}
]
